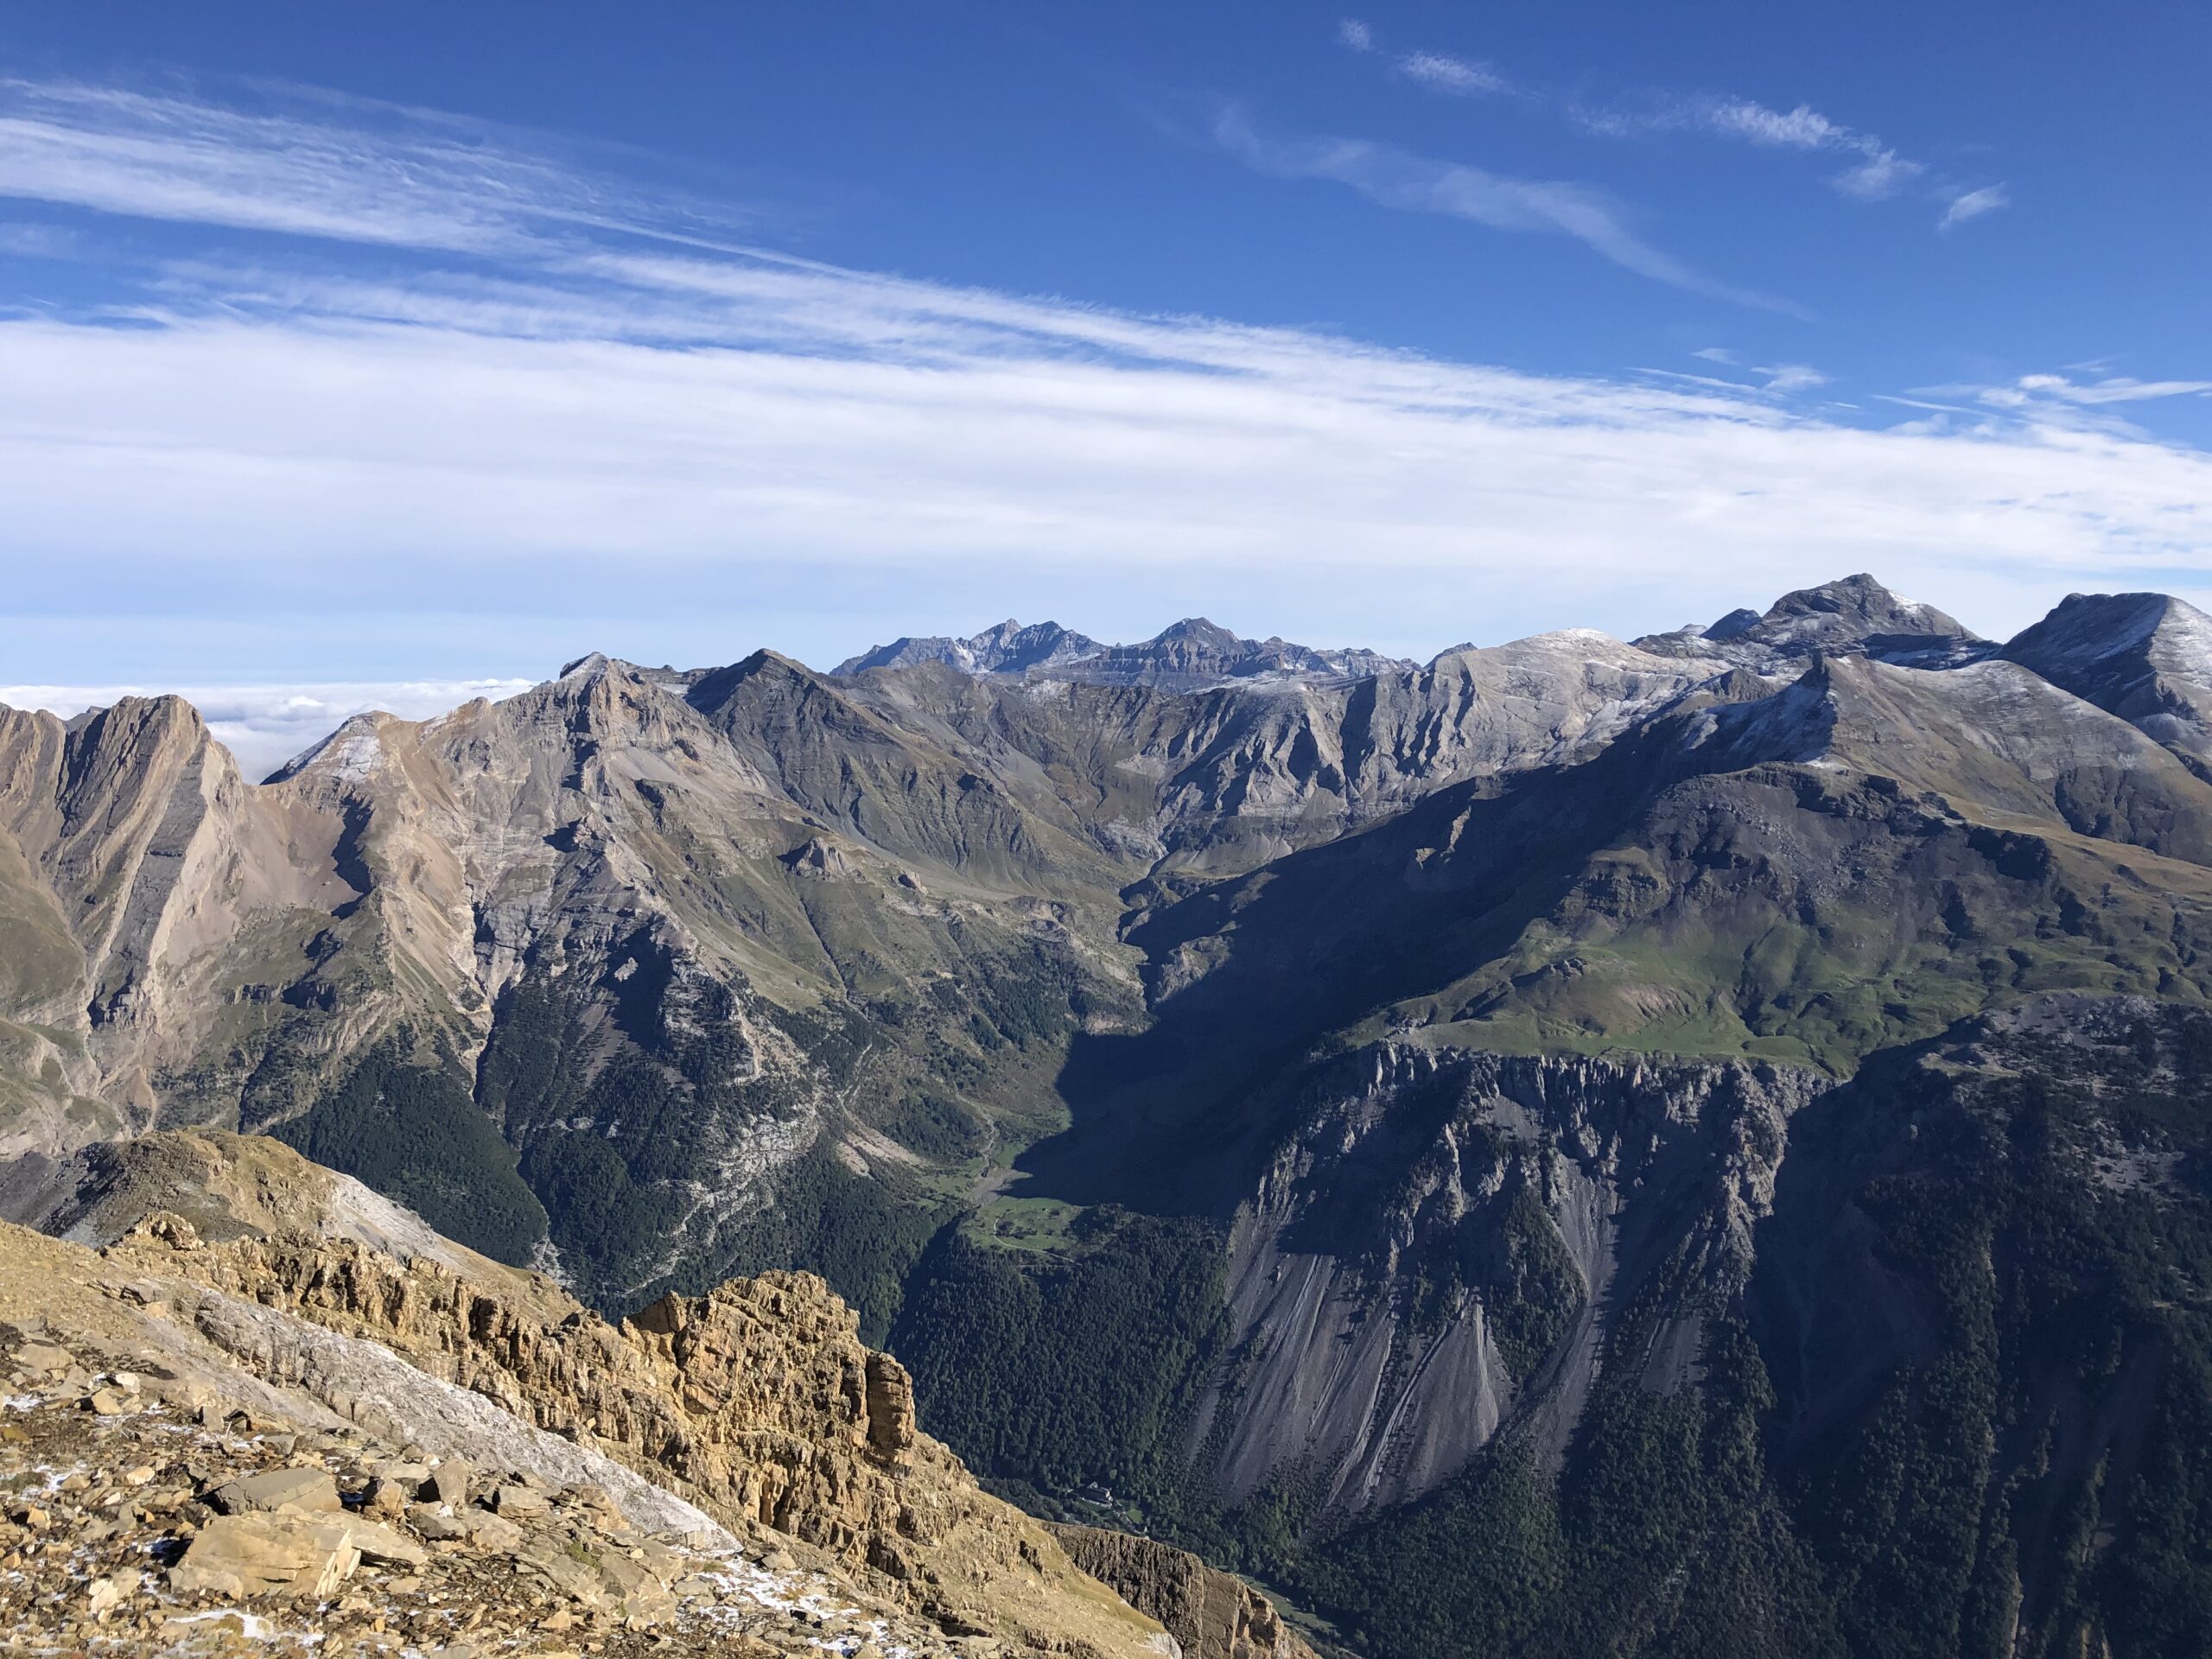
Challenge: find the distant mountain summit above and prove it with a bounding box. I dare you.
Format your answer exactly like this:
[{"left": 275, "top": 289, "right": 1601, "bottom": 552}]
[
  {"left": 837, "top": 616, "right": 1412, "bottom": 690},
  {"left": 1999, "top": 589, "right": 2212, "bottom": 764},
  {"left": 1636, "top": 572, "right": 1987, "bottom": 669},
  {"left": 834, "top": 620, "right": 1105, "bottom": 677}
]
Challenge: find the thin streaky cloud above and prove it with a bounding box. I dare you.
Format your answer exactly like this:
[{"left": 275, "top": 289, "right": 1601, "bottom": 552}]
[
  {"left": 1214, "top": 109, "right": 1802, "bottom": 314},
  {"left": 1586, "top": 94, "right": 1926, "bottom": 201},
  {"left": 0, "top": 76, "right": 751, "bottom": 257},
  {"left": 1758, "top": 363, "right": 1827, "bottom": 393},
  {"left": 1636, "top": 367, "right": 1777, "bottom": 395},
  {"left": 1923, "top": 372, "right": 2212, "bottom": 408},
  {"left": 1363, "top": 36, "right": 1948, "bottom": 214},
  {"left": 1337, "top": 19, "right": 1374, "bottom": 52},
  {"left": 1637, "top": 361, "right": 1827, "bottom": 398},
  {"left": 1833, "top": 152, "right": 1923, "bottom": 201},
  {"left": 1702, "top": 99, "right": 1848, "bottom": 148},
  {"left": 1897, "top": 369, "right": 2210, "bottom": 441},
  {"left": 1938, "top": 183, "right": 2010, "bottom": 231},
  {"left": 1398, "top": 52, "right": 1513, "bottom": 97},
  {"left": 1874, "top": 394, "right": 1992, "bottom": 417},
  {"left": 2035, "top": 376, "right": 2212, "bottom": 404}
]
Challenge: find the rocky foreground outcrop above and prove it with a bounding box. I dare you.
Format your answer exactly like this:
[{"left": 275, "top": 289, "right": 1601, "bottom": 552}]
[
  {"left": 1045, "top": 1528, "right": 1318, "bottom": 1659},
  {"left": 0, "top": 1133, "right": 1199, "bottom": 1658}
]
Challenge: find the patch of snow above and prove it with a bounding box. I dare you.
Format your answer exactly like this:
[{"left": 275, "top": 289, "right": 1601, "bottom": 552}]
[{"left": 680, "top": 1554, "right": 925, "bottom": 1656}]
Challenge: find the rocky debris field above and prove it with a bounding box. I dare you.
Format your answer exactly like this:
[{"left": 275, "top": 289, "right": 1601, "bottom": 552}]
[{"left": 0, "top": 1329, "right": 1061, "bottom": 1659}]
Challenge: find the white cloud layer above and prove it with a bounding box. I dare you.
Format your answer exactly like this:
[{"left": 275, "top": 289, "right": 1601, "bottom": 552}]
[{"left": 0, "top": 75, "right": 2203, "bottom": 687}]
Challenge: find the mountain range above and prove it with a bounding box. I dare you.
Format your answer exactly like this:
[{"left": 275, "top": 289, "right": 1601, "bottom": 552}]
[{"left": 5, "top": 572, "right": 2212, "bottom": 1658}]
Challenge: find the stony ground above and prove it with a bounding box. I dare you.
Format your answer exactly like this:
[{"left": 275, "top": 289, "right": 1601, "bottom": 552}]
[{"left": 0, "top": 1332, "right": 1004, "bottom": 1659}]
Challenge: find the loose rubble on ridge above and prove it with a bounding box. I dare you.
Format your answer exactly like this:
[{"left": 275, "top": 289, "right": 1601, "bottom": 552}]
[{"left": 0, "top": 1329, "right": 1115, "bottom": 1659}]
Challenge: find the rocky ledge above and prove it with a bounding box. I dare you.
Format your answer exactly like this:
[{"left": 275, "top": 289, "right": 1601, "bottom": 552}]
[
  {"left": 0, "top": 1338, "right": 1048, "bottom": 1656},
  {"left": 0, "top": 1157, "right": 1191, "bottom": 1659}
]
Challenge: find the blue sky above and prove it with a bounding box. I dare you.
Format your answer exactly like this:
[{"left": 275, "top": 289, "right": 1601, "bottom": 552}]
[{"left": 2, "top": 2, "right": 2209, "bottom": 770}]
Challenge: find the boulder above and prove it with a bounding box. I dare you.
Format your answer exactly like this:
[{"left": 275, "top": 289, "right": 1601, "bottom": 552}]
[
  {"left": 409, "top": 1503, "right": 469, "bottom": 1541},
  {"left": 210, "top": 1467, "right": 342, "bottom": 1516},
  {"left": 492, "top": 1483, "right": 547, "bottom": 1518},
  {"left": 13, "top": 1343, "right": 71, "bottom": 1374},
  {"left": 456, "top": 1508, "right": 525, "bottom": 1552},
  {"left": 169, "top": 1512, "right": 361, "bottom": 1599},
  {"left": 363, "top": 1476, "right": 410, "bottom": 1517},
  {"left": 343, "top": 1516, "right": 429, "bottom": 1569},
  {"left": 422, "top": 1457, "right": 473, "bottom": 1506}
]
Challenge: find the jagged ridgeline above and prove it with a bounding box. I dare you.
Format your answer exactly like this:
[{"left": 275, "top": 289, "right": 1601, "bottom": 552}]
[{"left": 7, "top": 578, "right": 2212, "bottom": 1657}]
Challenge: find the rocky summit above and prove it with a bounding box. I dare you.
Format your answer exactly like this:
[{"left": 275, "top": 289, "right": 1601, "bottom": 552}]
[{"left": 6, "top": 574, "right": 2212, "bottom": 1658}]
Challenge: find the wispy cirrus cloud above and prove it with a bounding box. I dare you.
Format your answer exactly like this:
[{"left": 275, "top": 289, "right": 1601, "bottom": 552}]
[
  {"left": 1336, "top": 26, "right": 2003, "bottom": 228},
  {"left": 1758, "top": 363, "right": 1828, "bottom": 394},
  {"left": 0, "top": 72, "right": 2205, "bottom": 687},
  {"left": 1576, "top": 93, "right": 1928, "bottom": 201},
  {"left": 1938, "top": 183, "right": 2011, "bottom": 232},
  {"left": 1399, "top": 52, "right": 1513, "bottom": 98},
  {"left": 2019, "top": 372, "right": 2212, "bottom": 405},
  {"left": 1213, "top": 108, "right": 1799, "bottom": 312},
  {"left": 0, "top": 76, "right": 745, "bottom": 256},
  {"left": 1912, "top": 370, "right": 2212, "bottom": 433},
  {"left": 1334, "top": 21, "right": 1515, "bottom": 99},
  {"left": 1638, "top": 359, "right": 1828, "bottom": 399},
  {"left": 1590, "top": 96, "right": 2005, "bottom": 229}
]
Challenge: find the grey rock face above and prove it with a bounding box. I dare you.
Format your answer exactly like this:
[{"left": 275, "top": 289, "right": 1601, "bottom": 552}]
[{"left": 1189, "top": 1043, "right": 1822, "bottom": 1512}]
